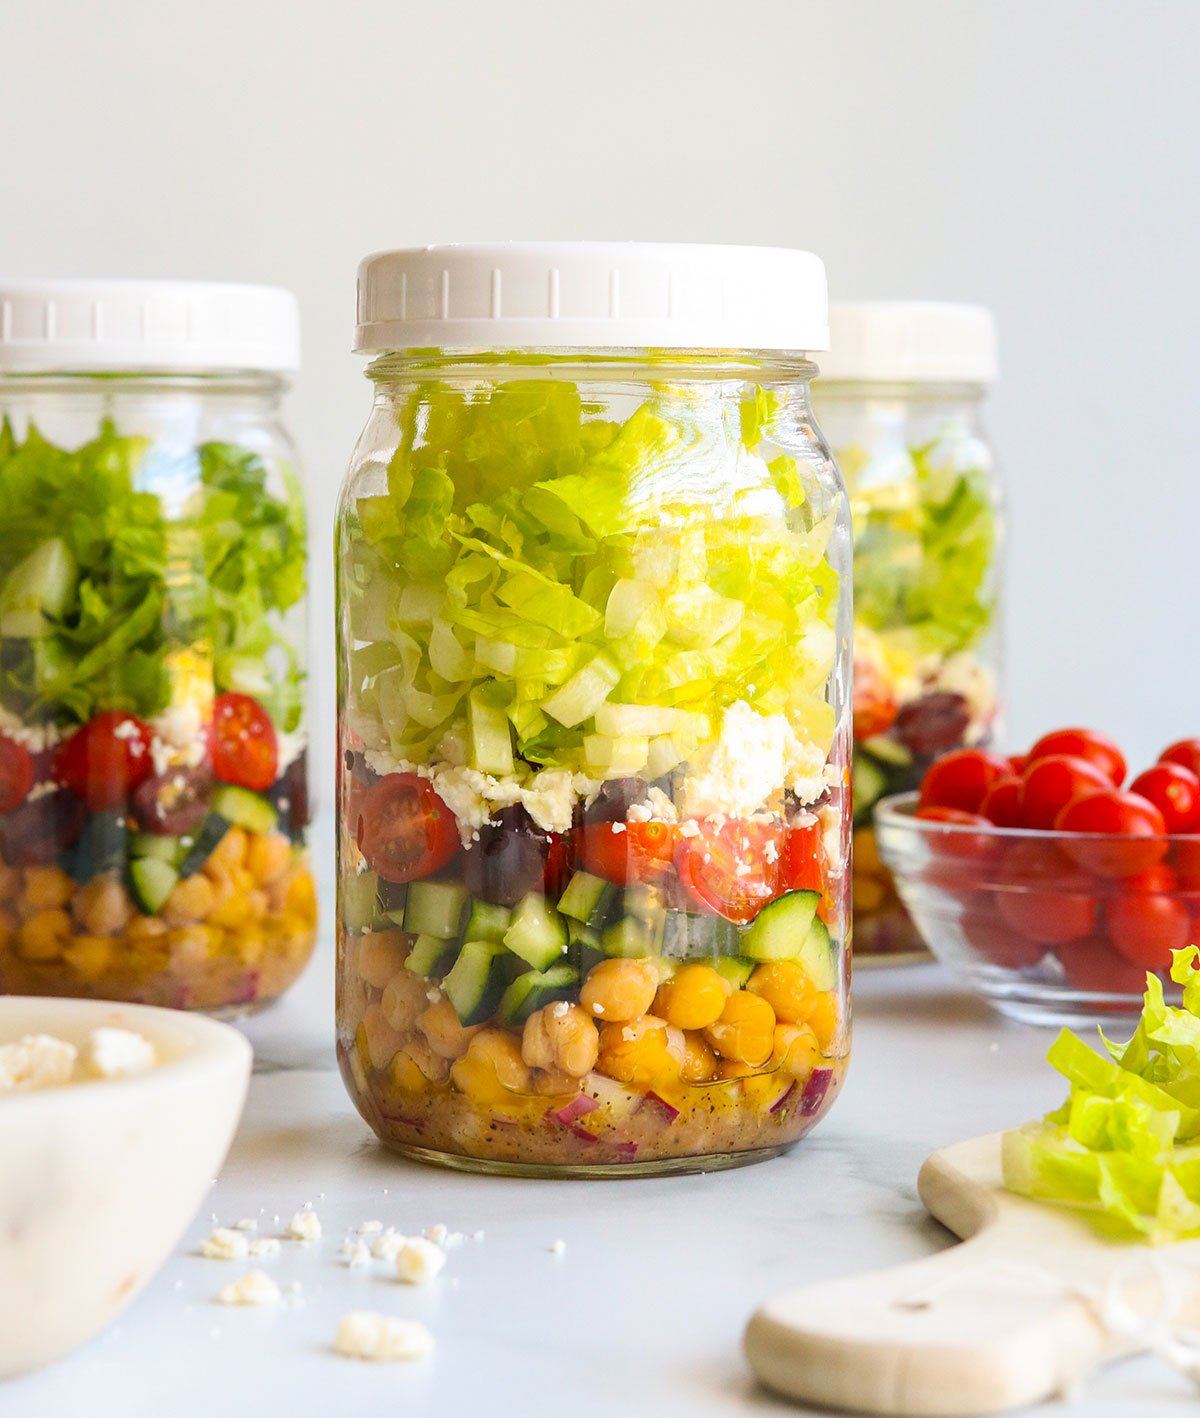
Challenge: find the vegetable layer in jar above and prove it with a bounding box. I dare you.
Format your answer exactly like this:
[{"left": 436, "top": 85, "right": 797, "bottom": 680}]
[
  {"left": 0, "top": 418, "right": 316, "bottom": 1011},
  {"left": 336, "top": 368, "right": 850, "bottom": 1174}
]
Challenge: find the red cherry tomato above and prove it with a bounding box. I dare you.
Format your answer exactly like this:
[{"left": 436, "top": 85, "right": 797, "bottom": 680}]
[
  {"left": 212, "top": 693, "right": 277, "bottom": 792},
  {"left": 979, "top": 777, "right": 1023, "bottom": 829},
  {"left": 960, "top": 902, "right": 1047, "bottom": 968},
  {"left": 918, "top": 748, "right": 1009, "bottom": 815},
  {"left": 1007, "top": 753, "right": 1029, "bottom": 776},
  {"left": 1121, "top": 863, "right": 1177, "bottom": 894},
  {"left": 1055, "top": 790, "right": 1168, "bottom": 877},
  {"left": 1018, "top": 755, "right": 1111, "bottom": 831},
  {"left": 1173, "top": 839, "right": 1200, "bottom": 892},
  {"left": 0, "top": 735, "right": 34, "bottom": 814},
  {"left": 1129, "top": 763, "right": 1200, "bottom": 833},
  {"left": 853, "top": 660, "right": 898, "bottom": 741},
  {"left": 783, "top": 819, "right": 826, "bottom": 894},
  {"left": 55, "top": 710, "right": 154, "bottom": 811},
  {"left": 1160, "top": 739, "right": 1200, "bottom": 779},
  {"left": 1056, "top": 938, "right": 1149, "bottom": 995},
  {"left": 355, "top": 772, "right": 459, "bottom": 884},
  {"left": 1028, "top": 728, "right": 1126, "bottom": 787},
  {"left": 674, "top": 820, "right": 785, "bottom": 923},
  {"left": 993, "top": 839, "right": 1097, "bottom": 944},
  {"left": 1106, "top": 892, "right": 1191, "bottom": 970},
  {"left": 580, "top": 820, "right": 677, "bottom": 886}
]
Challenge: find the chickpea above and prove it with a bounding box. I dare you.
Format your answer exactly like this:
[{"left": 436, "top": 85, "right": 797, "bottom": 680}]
[
  {"left": 381, "top": 968, "right": 430, "bottom": 1033},
  {"left": 126, "top": 915, "right": 169, "bottom": 943},
  {"left": 580, "top": 958, "right": 658, "bottom": 1023},
  {"left": 521, "top": 1002, "right": 599, "bottom": 1078},
  {"left": 280, "top": 867, "right": 317, "bottom": 923},
  {"left": 235, "top": 927, "right": 266, "bottom": 966},
  {"left": 655, "top": 963, "right": 730, "bottom": 1031},
  {"left": 162, "top": 874, "right": 215, "bottom": 927},
  {"left": 715, "top": 1058, "right": 760, "bottom": 1081},
  {"left": 532, "top": 1067, "right": 579, "bottom": 1096},
  {"left": 21, "top": 866, "right": 75, "bottom": 913},
  {"left": 596, "top": 1015, "right": 684, "bottom": 1087},
  {"left": 773, "top": 1023, "right": 821, "bottom": 1076},
  {"left": 450, "top": 1028, "right": 531, "bottom": 1099},
  {"left": 73, "top": 873, "right": 134, "bottom": 936},
  {"left": 166, "top": 925, "right": 216, "bottom": 970},
  {"left": 244, "top": 889, "right": 269, "bottom": 922},
  {"left": 206, "top": 872, "right": 251, "bottom": 930},
  {"left": 807, "top": 992, "right": 840, "bottom": 1052},
  {"left": 748, "top": 961, "right": 818, "bottom": 1025},
  {"left": 64, "top": 935, "right": 114, "bottom": 981},
  {"left": 355, "top": 930, "right": 408, "bottom": 990},
  {"left": 206, "top": 826, "right": 249, "bottom": 875},
  {"left": 388, "top": 1048, "right": 430, "bottom": 1095},
  {"left": 361, "top": 1003, "right": 405, "bottom": 1072},
  {"left": 15, "top": 909, "right": 72, "bottom": 961},
  {"left": 406, "top": 1033, "right": 451, "bottom": 1084},
  {"left": 417, "top": 996, "right": 482, "bottom": 1061},
  {"left": 704, "top": 991, "right": 776, "bottom": 1067},
  {"left": 681, "top": 1030, "right": 718, "bottom": 1083},
  {"left": 245, "top": 832, "right": 291, "bottom": 886}
]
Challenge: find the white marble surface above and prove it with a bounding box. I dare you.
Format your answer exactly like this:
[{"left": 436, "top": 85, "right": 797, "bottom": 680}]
[{"left": 3, "top": 947, "right": 1196, "bottom": 1416}]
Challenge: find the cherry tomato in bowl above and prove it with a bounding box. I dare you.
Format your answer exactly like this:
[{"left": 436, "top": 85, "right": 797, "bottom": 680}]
[
  {"left": 212, "top": 693, "right": 278, "bottom": 792},
  {"left": 0, "top": 735, "right": 34, "bottom": 814},
  {"left": 1129, "top": 763, "right": 1200, "bottom": 833},
  {"left": 918, "top": 748, "right": 1009, "bottom": 815},
  {"left": 356, "top": 772, "right": 459, "bottom": 884},
  {"left": 1055, "top": 789, "right": 1168, "bottom": 877},
  {"left": 1027, "top": 728, "right": 1126, "bottom": 787},
  {"left": 979, "top": 776, "right": 1022, "bottom": 828},
  {"left": 1105, "top": 891, "right": 1191, "bottom": 970},
  {"left": 1018, "top": 754, "right": 1111, "bottom": 831},
  {"left": 1056, "top": 937, "right": 1149, "bottom": 995},
  {"left": 55, "top": 710, "right": 153, "bottom": 811},
  {"left": 674, "top": 820, "right": 784, "bottom": 923},
  {"left": 1159, "top": 739, "right": 1200, "bottom": 779}
]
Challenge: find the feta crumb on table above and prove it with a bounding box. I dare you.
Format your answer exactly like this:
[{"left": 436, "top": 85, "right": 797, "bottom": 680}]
[
  {"left": 216, "top": 1270, "right": 281, "bottom": 1307},
  {"left": 248, "top": 1238, "right": 281, "bottom": 1259},
  {"left": 341, "top": 1239, "right": 372, "bottom": 1268},
  {"left": 201, "top": 1228, "right": 250, "bottom": 1261},
  {"left": 335, "top": 1311, "right": 433, "bottom": 1362},
  {"left": 395, "top": 1236, "right": 446, "bottom": 1285},
  {"left": 287, "top": 1209, "right": 322, "bottom": 1243},
  {"left": 371, "top": 1227, "right": 407, "bottom": 1261}
]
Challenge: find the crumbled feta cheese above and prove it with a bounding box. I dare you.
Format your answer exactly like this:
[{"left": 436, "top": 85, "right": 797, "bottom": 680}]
[
  {"left": 371, "top": 1228, "right": 407, "bottom": 1261},
  {"left": 818, "top": 803, "right": 845, "bottom": 875},
  {"left": 424, "top": 1223, "right": 448, "bottom": 1246},
  {"left": 357, "top": 1220, "right": 383, "bottom": 1235},
  {"left": 233, "top": 1218, "right": 258, "bottom": 1232},
  {"left": 549, "top": 1239, "right": 567, "bottom": 1256},
  {"left": 0, "top": 1034, "right": 77, "bottom": 1092},
  {"left": 520, "top": 768, "right": 576, "bottom": 834},
  {"left": 286, "top": 1210, "right": 322, "bottom": 1243},
  {"left": 275, "top": 728, "right": 308, "bottom": 773},
  {"left": 81, "top": 1027, "right": 156, "bottom": 1081},
  {"left": 0, "top": 708, "right": 64, "bottom": 754},
  {"left": 216, "top": 1269, "right": 280, "bottom": 1307},
  {"left": 202, "top": 1228, "right": 250, "bottom": 1261},
  {"left": 645, "top": 786, "right": 677, "bottom": 820},
  {"left": 341, "top": 1240, "right": 372, "bottom": 1268},
  {"left": 26, "top": 779, "right": 57, "bottom": 803},
  {"left": 334, "top": 1311, "right": 434, "bottom": 1362},
  {"left": 248, "top": 1238, "right": 281, "bottom": 1259},
  {"left": 678, "top": 818, "right": 701, "bottom": 838},
  {"left": 610, "top": 821, "right": 626, "bottom": 834},
  {"left": 680, "top": 702, "right": 788, "bottom": 820},
  {"left": 395, "top": 1237, "right": 446, "bottom": 1286}
]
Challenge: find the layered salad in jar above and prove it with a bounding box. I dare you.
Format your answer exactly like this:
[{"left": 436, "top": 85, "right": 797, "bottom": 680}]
[
  {"left": 0, "top": 419, "right": 316, "bottom": 1011},
  {"left": 337, "top": 373, "right": 850, "bottom": 1174},
  {"left": 846, "top": 419, "right": 1000, "bottom": 956}
]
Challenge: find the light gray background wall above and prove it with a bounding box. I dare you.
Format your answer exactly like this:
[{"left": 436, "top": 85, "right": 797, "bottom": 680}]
[{"left": 3, "top": 0, "right": 1198, "bottom": 813}]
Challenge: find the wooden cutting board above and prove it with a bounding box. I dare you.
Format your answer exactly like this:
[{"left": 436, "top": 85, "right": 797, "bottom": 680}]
[{"left": 744, "top": 1133, "right": 1200, "bottom": 1415}]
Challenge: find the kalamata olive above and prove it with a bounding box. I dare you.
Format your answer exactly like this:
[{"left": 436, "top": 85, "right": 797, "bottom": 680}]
[
  {"left": 584, "top": 777, "right": 651, "bottom": 825},
  {"left": 893, "top": 692, "right": 972, "bottom": 759},
  {"left": 0, "top": 790, "right": 87, "bottom": 867},
  {"left": 269, "top": 754, "right": 311, "bottom": 829},
  {"left": 131, "top": 766, "right": 212, "bottom": 836},
  {"left": 460, "top": 805, "right": 554, "bottom": 906}
]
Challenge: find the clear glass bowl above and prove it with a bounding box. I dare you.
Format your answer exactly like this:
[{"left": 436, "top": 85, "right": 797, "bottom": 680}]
[{"left": 873, "top": 793, "right": 1197, "bottom": 1025}]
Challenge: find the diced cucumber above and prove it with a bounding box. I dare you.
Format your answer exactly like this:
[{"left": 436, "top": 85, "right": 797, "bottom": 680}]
[
  {"left": 129, "top": 856, "right": 179, "bottom": 915},
  {"left": 0, "top": 537, "right": 77, "bottom": 636},
  {"left": 541, "top": 651, "right": 620, "bottom": 728},
  {"left": 600, "top": 916, "right": 659, "bottom": 959},
  {"left": 442, "top": 940, "right": 508, "bottom": 1025},
  {"left": 67, "top": 812, "right": 128, "bottom": 884},
  {"left": 660, "top": 911, "right": 744, "bottom": 959},
  {"left": 130, "top": 832, "right": 184, "bottom": 865},
  {"left": 468, "top": 686, "right": 515, "bottom": 775},
  {"left": 852, "top": 758, "right": 888, "bottom": 826},
  {"left": 566, "top": 919, "right": 605, "bottom": 977},
  {"left": 711, "top": 956, "right": 756, "bottom": 991},
  {"left": 405, "top": 933, "right": 456, "bottom": 979},
  {"left": 464, "top": 899, "right": 512, "bottom": 945},
  {"left": 176, "top": 815, "right": 230, "bottom": 878},
  {"left": 741, "top": 890, "right": 822, "bottom": 963},
  {"left": 796, "top": 917, "right": 838, "bottom": 993},
  {"left": 503, "top": 891, "right": 568, "bottom": 970},
  {"left": 404, "top": 881, "right": 468, "bottom": 940},
  {"left": 342, "top": 869, "right": 384, "bottom": 933},
  {"left": 861, "top": 735, "right": 913, "bottom": 769},
  {"left": 622, "top": 883, "right": 667, "bottom": 930},
  {"left": 558, "top": 871, "right": 616, "bottom": 928},
  {"left": 497, "top": 964, "right": 579, "bottom": 1026},
  {"left": 211, "top": 784, "right": 279, "bottom": 836}
]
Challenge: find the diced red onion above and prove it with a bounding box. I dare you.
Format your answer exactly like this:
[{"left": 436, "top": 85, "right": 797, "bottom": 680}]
[
  {"left": 612, "top": 1140, "right": 639, "bottom": 1159},
  {"left": 551, "top": 1095, "right": 600, "bottom": 1128},
  {"left": 570, "top": 1123, "right": 599, "bottom": 1143},
  {"left": 768, "top": 1080, "right": 798, "bottom": 1115},
  {"left": 799, "top": 1067, "right": 833, "bottom": 1117},
  {"left": 639, "top": 1091, "right": 681, "bottom": 1125},
  {"left": 227, "top": 972, "right": 260, "bottom": 1007},
  {"left": 379, "top": 1111, "right": 426, "bottom": 1131}
]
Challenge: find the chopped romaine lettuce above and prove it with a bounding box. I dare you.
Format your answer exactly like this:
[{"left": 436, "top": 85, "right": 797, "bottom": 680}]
[{"left": 1003, "top": 948, "right": 1200, "bottom": 1243}]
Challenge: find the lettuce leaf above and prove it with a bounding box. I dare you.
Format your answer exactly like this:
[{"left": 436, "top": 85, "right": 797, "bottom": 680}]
[{"left": 1002, "top": 948, "right": 1200, "bottom": 1242}]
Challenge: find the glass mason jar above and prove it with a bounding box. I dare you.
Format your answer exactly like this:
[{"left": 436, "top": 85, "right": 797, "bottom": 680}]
[
  {"left": 0, "top": 281, "right": 316, "bottom": 1012},
  {"left": 814, "top": 303, "right": 1002, "bottom": 962},
  {"left": 335, "top": 243, "right": 852, "bottom": 1176}
]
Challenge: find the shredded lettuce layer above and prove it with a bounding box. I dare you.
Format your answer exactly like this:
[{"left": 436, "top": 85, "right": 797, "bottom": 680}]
[
  {"left": 0, "top": 418, "right": 306, "bottom": 728},
  {"left": 342, "top": 379, "right": 843, "bottom": 781},
  {"left": 1003, "top": 948, "right": 1200, "bottom": 1243}
]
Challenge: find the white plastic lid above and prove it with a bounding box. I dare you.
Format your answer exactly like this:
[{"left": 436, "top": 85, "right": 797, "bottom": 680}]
[
  {"left": 354, "top": 243, "right": 829, "bottom": 354},
  {"left": 818, "top": 302, "right": 997, "bottom": 385},
  {"left": 0, "top": 280, "right": 300, "bottom": 374}
]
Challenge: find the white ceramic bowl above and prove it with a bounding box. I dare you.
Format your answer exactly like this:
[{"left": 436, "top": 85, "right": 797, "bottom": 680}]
[{"left": 0, "top": 997, "right": 252, "bottom": 1378}]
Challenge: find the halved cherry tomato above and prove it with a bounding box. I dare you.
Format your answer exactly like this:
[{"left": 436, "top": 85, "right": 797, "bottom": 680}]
[
  {"left": 356, "top": 772, "right": 459, "bottom": 883},
  {"left": 783, "top": 819, "right": 825, "bottom": 894},
  {"left": 1055, "top": 789, "right": 1167, "bottom": 877},
  {"left": 1018, "top": 754, "right": 1111, "bottom": 830},
  {"left": 1106, "top": 892, "right": 1190, "bottom": 970},
  {"left": 580, "top": 820, "right": 677, "bottom": 886},
  {"left": 979, "top": 776, "right": 1022, "bottom": 828},
  {"left": 0, "top": 735, "right": 34, "bottom": 814},
  {"left": 853, "top": 660, "right": 897, "bottom": 741},
  {"left": 1160, "top": 739, "right": 1200, "bottom": 779},
  {"left": 1028, "top": 728, "right": 1126, "bottom": 787},
  {"left": 674, "top": 820, "right": 785, "bottom": 923},
  {"left": 1130, "top": 763, "right": 1200, "bottom": 833},
  {"left": 918, "top": 748, "right": 1009, "bottom": 814},
  {"left": 55, "top": 710, "right": 153, "bottom": 810},
  {"left": 212, "top": 693, "right": 277, "bottom": 792}
]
